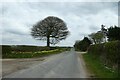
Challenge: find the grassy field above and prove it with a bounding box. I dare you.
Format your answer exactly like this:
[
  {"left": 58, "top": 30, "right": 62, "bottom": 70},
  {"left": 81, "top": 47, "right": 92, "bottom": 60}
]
[
  {"left": 3, "top": 49, "right": 63, "bottom": 58},
  {"left": 2, "top": 45, "right": 71, "bottom": 58},
  {"left": 82, "top": 53, "right": 118, "bottom": 78}
]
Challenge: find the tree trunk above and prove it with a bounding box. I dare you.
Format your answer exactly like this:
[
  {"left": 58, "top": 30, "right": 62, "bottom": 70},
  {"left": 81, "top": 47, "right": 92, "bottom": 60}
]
[
  {"left": 47, "top": 35, "right": 50, "bottom": 47},
  {"left": 93, "top": 39, "right": 96, "bottom": 44},
  {"left": 105, "top": 37, "right": 107, "bottom": 42}
]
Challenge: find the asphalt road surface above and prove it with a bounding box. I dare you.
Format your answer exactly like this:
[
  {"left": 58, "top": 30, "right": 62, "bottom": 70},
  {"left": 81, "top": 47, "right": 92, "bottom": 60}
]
[{"left": 4, "top": 49, "right": 87, "bottom": 78}]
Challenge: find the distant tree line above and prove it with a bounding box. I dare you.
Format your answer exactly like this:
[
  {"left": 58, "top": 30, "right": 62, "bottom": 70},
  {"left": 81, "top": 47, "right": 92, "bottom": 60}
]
[{"left": 74, "top": 25, "right": 120, "bottom": 51}]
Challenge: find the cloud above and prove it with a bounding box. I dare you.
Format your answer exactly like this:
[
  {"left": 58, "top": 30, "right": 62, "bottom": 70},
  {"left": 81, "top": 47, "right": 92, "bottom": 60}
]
[
  {"left": 89, "top": 26, "right": 100, "bottom": 32},
  {"left": 1, "top": 2, "right": 118, "bottom": 46},
  {"left": 1, "top": 0, "right": 120, "bottom": 2}
]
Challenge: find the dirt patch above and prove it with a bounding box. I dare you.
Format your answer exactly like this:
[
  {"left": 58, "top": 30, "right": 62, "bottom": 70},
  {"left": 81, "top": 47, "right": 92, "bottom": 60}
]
[
  {"left": 2, "top": 53, "right": 63, "bottom": 77},
  {"left": 2, "top": 58, "right": 45, "bottom": 77},
  {"left": 76, "top": 51, "right": 87, "bottom": 54},
  {"left": 76, "top": 51, "right": 92, "bottom": 78}
]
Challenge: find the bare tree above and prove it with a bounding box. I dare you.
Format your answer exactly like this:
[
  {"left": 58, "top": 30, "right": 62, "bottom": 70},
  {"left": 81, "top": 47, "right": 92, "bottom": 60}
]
[
  {"left": 101, "top": 24, "right": 107, "bottom": 42},
  {"left": 31, "top": 16, "right": 69, "bottom": 47}
]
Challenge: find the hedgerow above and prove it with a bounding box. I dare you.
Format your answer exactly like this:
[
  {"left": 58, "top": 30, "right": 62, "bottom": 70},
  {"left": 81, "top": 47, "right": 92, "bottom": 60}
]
[
  {"left": 104, "top": 41, "right": 120, "bottom": 69},
  {"left": 88, "top": 41, "right": 120, "bottom": 71},
  {"left": 88, "top": 44, "right": 104, "bottom": 56}
]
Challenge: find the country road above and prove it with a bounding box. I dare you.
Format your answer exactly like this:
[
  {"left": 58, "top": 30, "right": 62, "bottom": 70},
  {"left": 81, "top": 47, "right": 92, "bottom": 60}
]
[{"left": 3, "top": 49, "right": 88, "bottom": 78}]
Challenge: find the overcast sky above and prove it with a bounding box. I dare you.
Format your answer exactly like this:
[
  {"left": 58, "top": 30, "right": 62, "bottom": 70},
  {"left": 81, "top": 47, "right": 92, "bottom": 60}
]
[{"left": 1, "top": 0, "right": 119, "bottom": 47}]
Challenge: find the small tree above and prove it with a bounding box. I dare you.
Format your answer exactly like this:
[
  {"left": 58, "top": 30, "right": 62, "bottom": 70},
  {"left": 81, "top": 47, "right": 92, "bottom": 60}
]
[
  {"left": 74, "top": 37, "right": 92, "bottom": 51},
  {"left": 80, "top": 37, "right": 92, "bottom": 51},
  {"left": 88, "top": 33, "right": 97, "bottom": 44},
  {"left": 94, "top": 31, "right": 105, "bottom": 44},
  {"left": 31, "top": 16, "right": 69, "bottom": 47},
  {"left": 89, "top": 31, "right": 104, "bottom": 44}
]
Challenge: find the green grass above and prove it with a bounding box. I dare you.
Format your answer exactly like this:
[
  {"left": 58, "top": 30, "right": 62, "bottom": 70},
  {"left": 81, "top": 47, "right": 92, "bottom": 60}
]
[{"left": 82, "top": 53, "right": 118, "bottom": 78}]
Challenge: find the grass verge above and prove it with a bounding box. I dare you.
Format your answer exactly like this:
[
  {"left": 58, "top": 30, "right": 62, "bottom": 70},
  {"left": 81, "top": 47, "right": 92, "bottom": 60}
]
[{"left": 82, "top": 53, "right": 118, "bottom": 78}]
